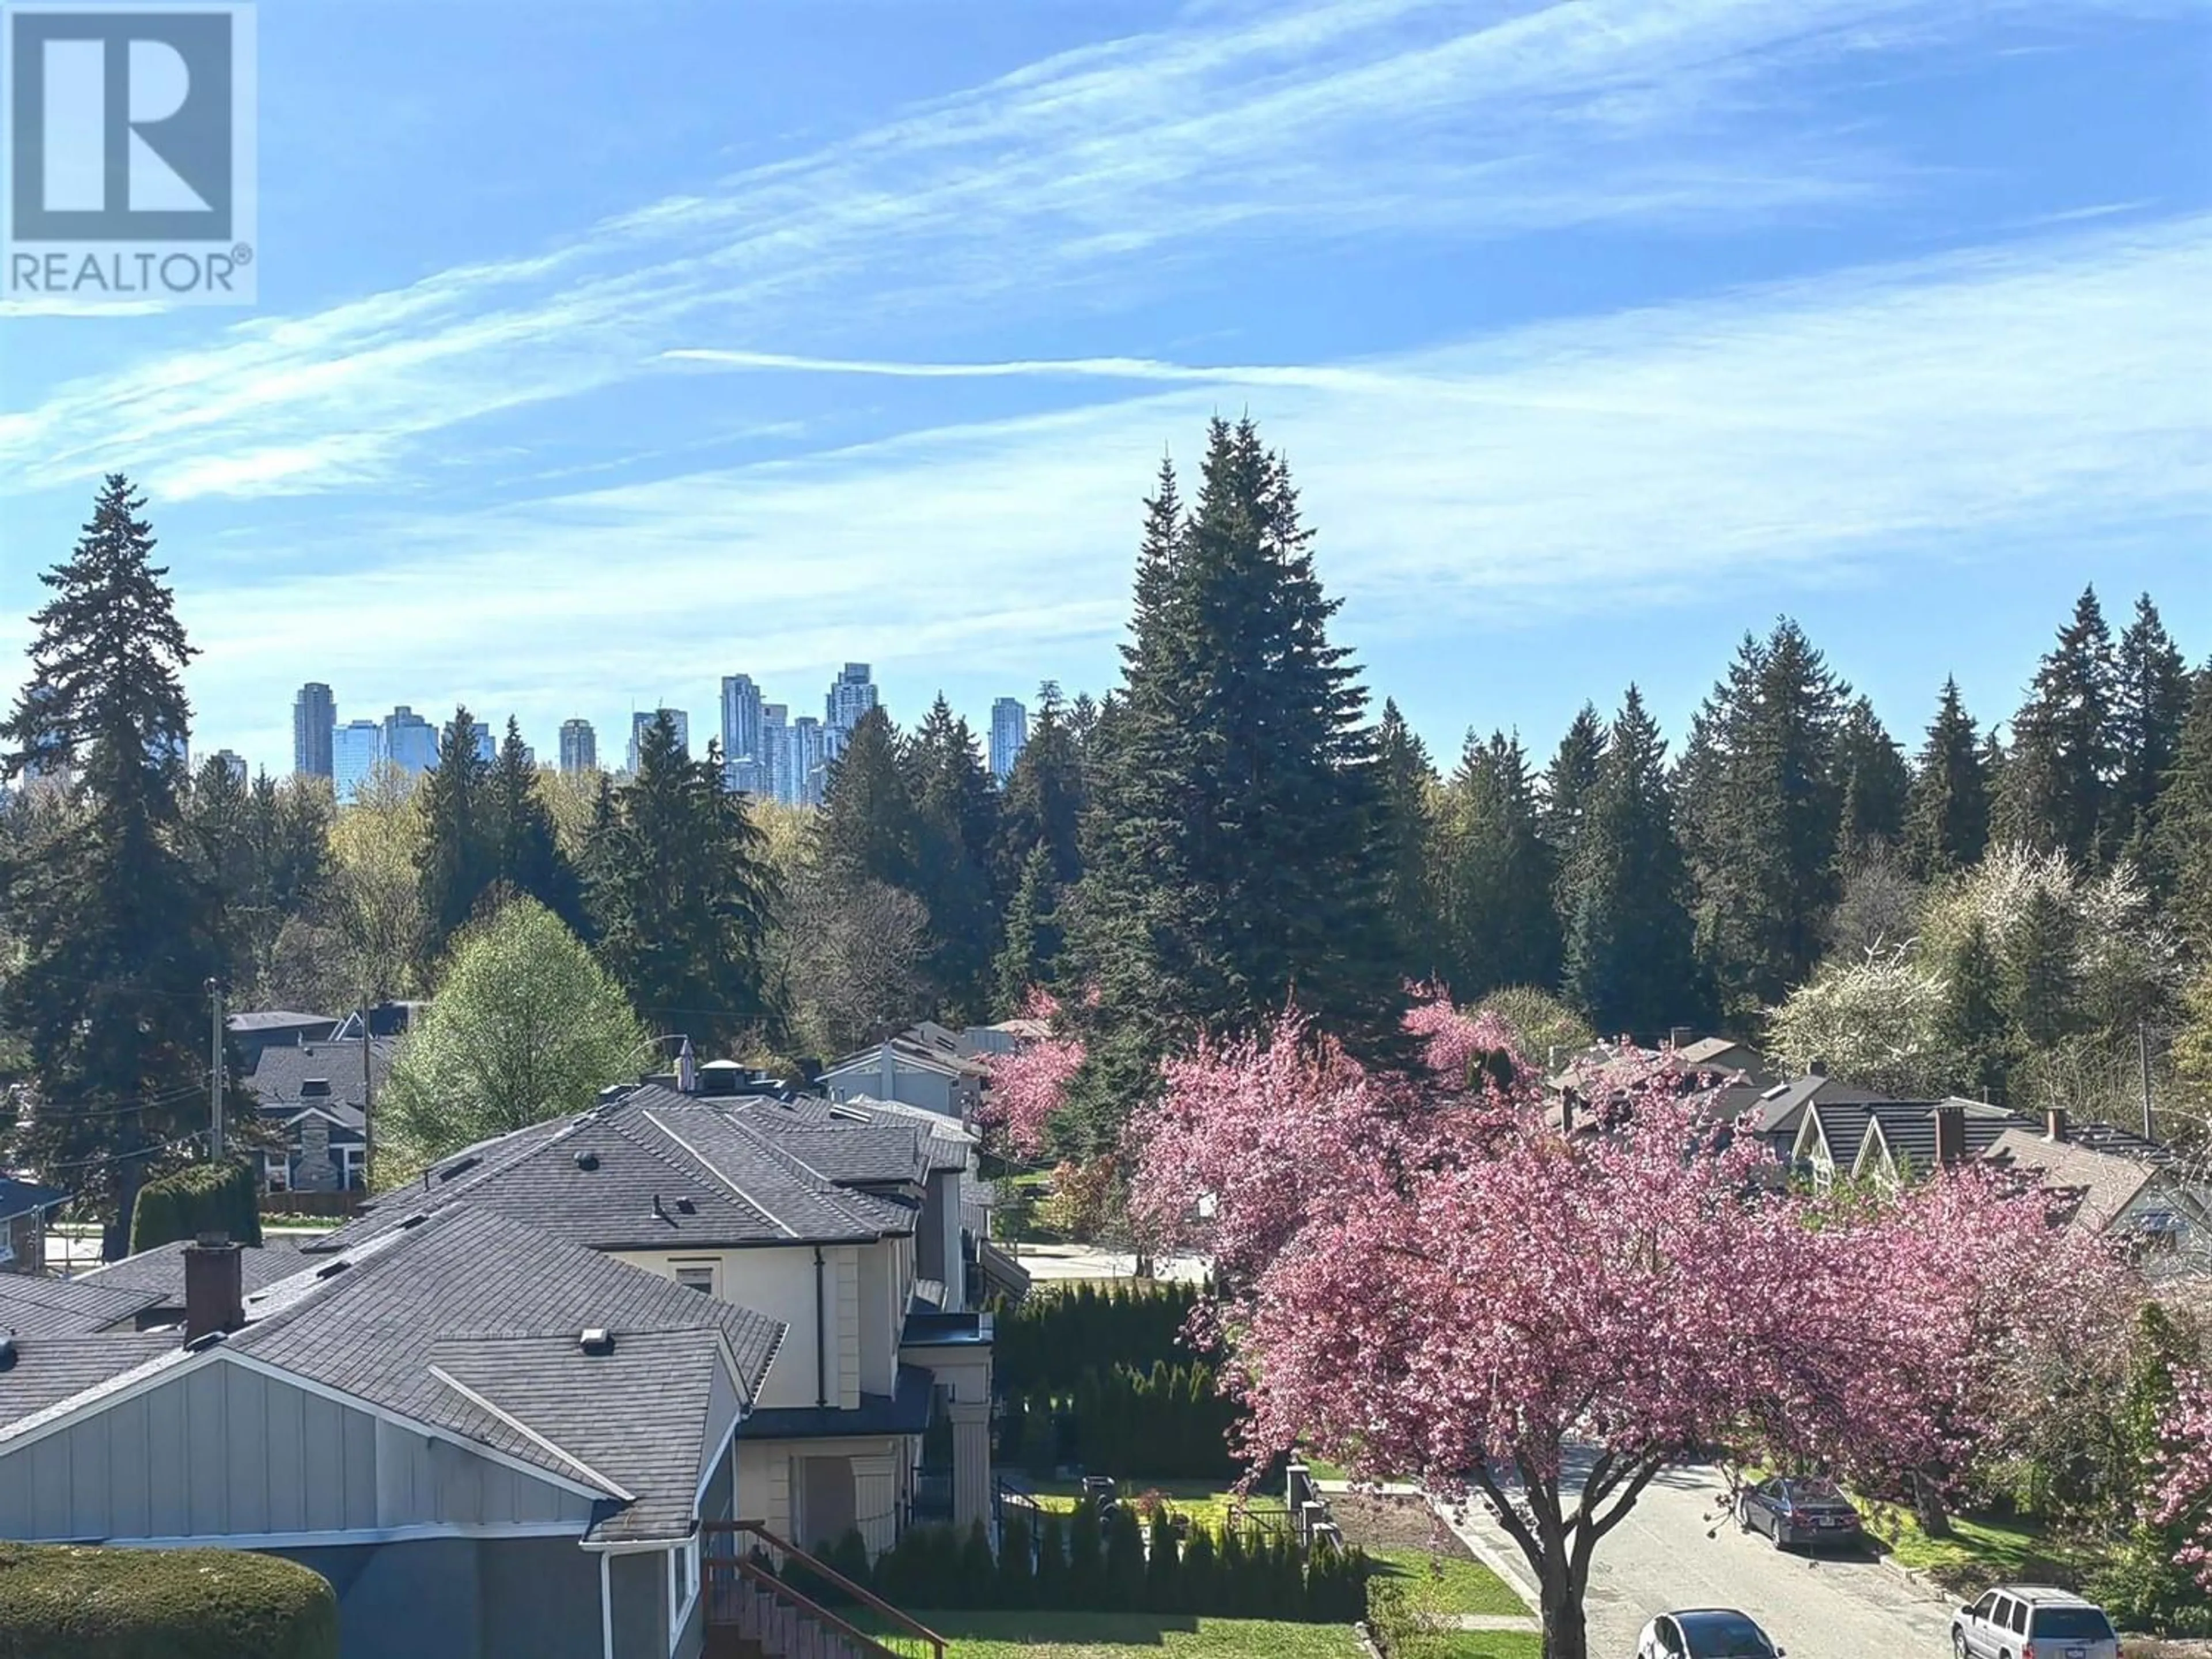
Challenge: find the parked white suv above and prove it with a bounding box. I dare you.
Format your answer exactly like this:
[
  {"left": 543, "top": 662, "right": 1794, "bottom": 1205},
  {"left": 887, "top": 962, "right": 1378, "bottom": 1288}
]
[{"left": 1950, "top": 1585, "right": 2119, "bottom": 1659}]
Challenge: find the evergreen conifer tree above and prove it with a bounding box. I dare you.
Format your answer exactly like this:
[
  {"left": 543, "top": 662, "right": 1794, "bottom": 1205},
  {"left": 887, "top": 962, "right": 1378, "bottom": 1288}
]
[
  {"left": 1435, "top": 730, "right": 1559, "bottom": 998},
  {"left": 2111, "top": 593, "right": 2190, "bottom": 876},
  {"left": 1676, "top": 622, "right": 1847, "bottom": 1018},
  {"left": 1373, "top": 699, "right": 1438, "bottom": 980},
  {"left": 1903, "top": 677, "right": 1991, "bottom": 877},
  {"left": 1832, "top": 694, "right": 1910, "bottom": 856},
  {"left": 2002, "top": 884, "right": 2080, "bottom": 1051},
  {"left": 813, "top": 706, "right": 916, "bottom": 892},
  {"left": 2153, "top": 665, "right": 2212, "bottom": 956},
  {"left": 487, "top": 716, "right": 583, "bottom": 932},
  {"left": 1935, "top": 917, "right": 2011, "bottom": 1103},
  {"left": 590, "top": 715, "right": 778, "bottom": 1050},
  {"left": 418, "top": 704, "right": 494, "bottom": 960},
  {"left": 1540, "top": 703, "right": 1607, "bottom": 912},
  {"left": 904, "top": 696, "right": 1001, "bottom": 1022},
  {"left": 0, "top": 475, "right": 220, "bottom": 1248},
  {"left": 1063, "top": 424, "right": 1403, "bottom": 1142},
  {"left": 994, "top": 680, "right": 1086, "bottom": 893},
  {"left": 994, "top": 843, "right": 1063, "bottom": 1012},
  {"left": 1560, "top": 688, "right": 1701, "bottom": 1036},
  {"left": 1995, "top": 586, "right": 2118, "bottom": 863}
]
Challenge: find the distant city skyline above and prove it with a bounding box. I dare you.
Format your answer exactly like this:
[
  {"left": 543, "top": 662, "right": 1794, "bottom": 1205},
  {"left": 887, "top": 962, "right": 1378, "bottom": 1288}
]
[{"left": 282, "top": 668, "right": 1034, "bottom": 803}]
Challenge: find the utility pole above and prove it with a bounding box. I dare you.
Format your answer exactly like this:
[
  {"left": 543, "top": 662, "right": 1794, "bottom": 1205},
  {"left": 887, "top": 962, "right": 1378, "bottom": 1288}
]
[
  {"left": 361, "top": 999, "right": 374, "bottom": 1194},
  {"left": 2139, "top": 1019, "right": 2155, "bottom": 1142},
  {"left": 207, "top": 978, "right": 225, "bottom": 1160}
]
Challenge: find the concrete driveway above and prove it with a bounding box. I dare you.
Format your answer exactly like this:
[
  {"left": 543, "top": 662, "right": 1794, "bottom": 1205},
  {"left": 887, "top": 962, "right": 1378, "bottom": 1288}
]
[{"left": 1443, "top": 1461, "right": 1961, "bottom": 1659}]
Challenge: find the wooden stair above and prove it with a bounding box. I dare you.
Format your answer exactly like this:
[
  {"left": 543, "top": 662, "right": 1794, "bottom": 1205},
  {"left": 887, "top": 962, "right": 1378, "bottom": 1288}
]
[{"left": 700, "top": 1521, "right": 944, "bottom": 1659}]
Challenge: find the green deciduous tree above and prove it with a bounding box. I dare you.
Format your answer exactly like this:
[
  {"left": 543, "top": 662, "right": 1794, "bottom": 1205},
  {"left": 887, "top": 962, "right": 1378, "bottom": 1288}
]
[
  {"left": 0, "top": 475, "right": 219, "bottom": 1246},
  {"left": 379, "top": 897, "right": 645, "bottom": 1180}
]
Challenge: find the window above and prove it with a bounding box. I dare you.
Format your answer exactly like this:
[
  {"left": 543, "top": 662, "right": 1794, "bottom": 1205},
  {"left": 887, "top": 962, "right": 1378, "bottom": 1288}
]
[
  {"left": 2007, "top": 1599, "right": 2031, "bottom": 1636},
  {"left": 1972, "top": 1593, "right": 1999, "bottom": 1621},
  {"left": 2031, "top": 1608, "right": 2115, "bottom": 1641},
  {"left": 673, "top": 1262, "right": 716, "bottom": 1296},
  {"left": 666, "top": 1535, "right": 701, "bottom": 1650},
  {"left": 263, "top": 1153, "right": 290, "bottom": 1193}
]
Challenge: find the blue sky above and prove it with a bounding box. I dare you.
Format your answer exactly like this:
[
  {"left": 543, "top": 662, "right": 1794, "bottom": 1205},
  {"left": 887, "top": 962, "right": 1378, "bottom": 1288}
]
[{"left": 3, "top": 0, "right": 2208, "bottom": 775}]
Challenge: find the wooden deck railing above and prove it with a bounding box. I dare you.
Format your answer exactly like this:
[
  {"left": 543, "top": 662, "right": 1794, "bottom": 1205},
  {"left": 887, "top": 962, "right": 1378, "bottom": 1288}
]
[{"left": 700, "top": 1521, "right": 945, "bottom": 1659}]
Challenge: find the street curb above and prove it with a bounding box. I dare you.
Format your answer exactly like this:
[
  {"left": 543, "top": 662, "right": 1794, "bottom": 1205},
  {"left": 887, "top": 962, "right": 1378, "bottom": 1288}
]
[{"left": 1871, "top": 1548, "right": 1961, "bottom": 1608}]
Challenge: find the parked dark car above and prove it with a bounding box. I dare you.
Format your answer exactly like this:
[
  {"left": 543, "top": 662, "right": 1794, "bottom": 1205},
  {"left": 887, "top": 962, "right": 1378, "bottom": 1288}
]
[
  {"left": 1635, "top": 1608, "right": 1785, "bottom": 1658},
  {"left": 1080, "top": 1475, "right": 1119, "bottom": 1517},
  {"left": 1734, "top": 1475, "right": 1862, "bottom": 1551}
]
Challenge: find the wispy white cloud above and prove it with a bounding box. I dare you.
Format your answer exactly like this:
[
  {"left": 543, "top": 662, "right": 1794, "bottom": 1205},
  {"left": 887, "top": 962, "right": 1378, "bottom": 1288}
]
[
  {"left": 6, "top": 0, "right": 2161, "bottom": 501},
  {"left": 172, "top": 211, "right": 2212, "bottom": 762}
]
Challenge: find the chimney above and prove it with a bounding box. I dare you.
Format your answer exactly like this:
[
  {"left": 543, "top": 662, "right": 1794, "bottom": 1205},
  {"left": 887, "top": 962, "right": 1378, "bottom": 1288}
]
[
  {"left": 2046, "top": 1107, "right": 2069, "bottom": 1143},
  {"left": 1808, "top": 1058, "right": 1828, "bottom": 1078},
  {"left": 184, "top": 1233, "right": 244, "bottom": 1343},
  {"left": 1933, "top": 1104, "right": 1966, "bottom": 1168},
  {"left": 676, "top": 1036, "right": 698, "bottom": 1094}
]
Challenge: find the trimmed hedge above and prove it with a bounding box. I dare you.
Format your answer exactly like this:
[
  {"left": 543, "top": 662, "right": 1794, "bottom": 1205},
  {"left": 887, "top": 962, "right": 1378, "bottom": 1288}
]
[
  {"left": 130, "top": 1158, "right": 262, "bottom": 1253},
  {"left": 858, "top": 1516, "right": 1369, "bottom": 1623},
  {"left": 994, "top": 1279, "right": 1205, "bottom": 1395},
  {"left": 0, "top": 1544, "right": 336, "bottom": 1659},
  {"left": 999, "top": 1359, "right": 1243, "bottom": 1482}
]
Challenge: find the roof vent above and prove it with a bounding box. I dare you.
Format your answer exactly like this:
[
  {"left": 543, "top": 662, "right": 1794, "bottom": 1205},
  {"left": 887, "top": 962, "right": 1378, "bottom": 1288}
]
[
  {"left": 301, "top": 1078, "right": 331, "bottom": 1097},
  {"left": 574, "top": 1150, "right": 600, "bottom": 1172},
  {"left": 579, "top": 1328, "right": 615, "bottom": 1357},
  {"left": 184, "top": 1328, "right": 230, "bottom": 1353},
  {"left": 676, "top": 1196, "right": 696, "bottom": 1215},
  {"left": 314, "top": 1258, "right": 351, "bottom": 1280},
  {"left": 0, "top": 1336, "right": 16, "bottom": 1372},
  {"left": 399, "top": 1213, "right": 429, "bottom": 1230},
  {"left": 435, "top": 1156, "right": 482, "bottom": 1184}
]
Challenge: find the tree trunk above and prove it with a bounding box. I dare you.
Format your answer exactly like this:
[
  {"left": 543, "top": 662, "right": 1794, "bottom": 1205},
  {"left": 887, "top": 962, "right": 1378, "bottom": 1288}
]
[
  {"left": 1911, "top": 1469, "right": 1952, "bottom": 1539},
  {"left": 1540, "top": 1570, "right": 1589, "bottom": 1659}
]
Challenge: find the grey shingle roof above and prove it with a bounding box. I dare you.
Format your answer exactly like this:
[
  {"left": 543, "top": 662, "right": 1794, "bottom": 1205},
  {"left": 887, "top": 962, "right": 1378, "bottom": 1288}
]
[
  {"left": 0, "top": 1272, "right": 164, "bottom": 1336},
  {"left": 1861, "top": 1103, "right": 2027, "bottom": 1179},
  {"left": 228, "top": 1010, "right": 339, "bottom": 1033},
  {"left": 0, "top": 1332, "right": 180, "bottom": 1422},
  {"left": 246, "top": 1038, "right": 397, "bottom": 1117},
  {"left": 742, "top": 1363, "right": 933, "bottom": 1441},
  {"left": 76, "top": 1238, "right": 307, "bottom": 1302},
  {"left": 234, "top": 1206, "right": 785, "bottom": 1539}
]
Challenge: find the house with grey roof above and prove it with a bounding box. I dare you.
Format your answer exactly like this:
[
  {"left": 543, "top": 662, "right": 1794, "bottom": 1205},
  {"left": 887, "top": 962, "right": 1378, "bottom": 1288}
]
[
  {"left": 1845, "top": 1100, "right": 2029, "bottom": 1187},
  {"left": 818, "top": 1031, "right": 988, "bottom": 1121},
  {"left": 226, "top": 1009, "right": 341, "bottom": 1067},
  {"left": 0, "top": 1175, "right": 66, "bottom": 1274},
  {"left": 0, "top": 1211, "right": 789, "bottom": 1659},
  {"left": 245, "top": 1036, "right": 400, "bottom": 1194},
  {"left": 1981, "top": 1111, "right": 2212, "bottom": 1266},
  {"left": 307, "top": 1072, "right": 1002, "bottom": 1556}
]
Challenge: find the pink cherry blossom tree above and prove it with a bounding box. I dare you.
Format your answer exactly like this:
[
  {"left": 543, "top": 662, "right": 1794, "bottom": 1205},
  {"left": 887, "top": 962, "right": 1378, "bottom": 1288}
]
[
  {"left": 1130, "top": 995, "right": 2130, "bottom": 1659},
  {"left": 978, "top": 990, "right": 1084, "bottom": 1158},
  {"left": 2154, "top": 1370, "right": 2212, "bottom": 1591}
]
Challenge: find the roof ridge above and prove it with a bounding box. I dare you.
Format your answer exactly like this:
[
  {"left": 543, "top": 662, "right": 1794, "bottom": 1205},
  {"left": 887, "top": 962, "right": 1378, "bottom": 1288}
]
[
  {"left": 426, "top": 1364, "right": 637, "bottom": 1500},
  {"left": 718, "top": 1114, "right": 903, "bottom": 1231},
  {"left": 639, "top": 1108, "right": 801, "bottom": 1239}
]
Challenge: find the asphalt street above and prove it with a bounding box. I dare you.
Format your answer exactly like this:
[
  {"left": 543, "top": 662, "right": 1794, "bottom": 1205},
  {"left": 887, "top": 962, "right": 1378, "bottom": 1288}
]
[{"left": 1445, "top": 1461, "right": 1963, "bottom": 1659}]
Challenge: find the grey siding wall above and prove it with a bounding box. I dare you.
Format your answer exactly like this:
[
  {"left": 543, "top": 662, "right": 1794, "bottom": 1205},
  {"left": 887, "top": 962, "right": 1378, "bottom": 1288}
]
[
  {"left": 271, "top": 1536, "right": 604, "bottom": 1659},
  {"left": 700, "top": 1362, "right": 738, "bottom": 1491},
  {"left": 610, "top": 1547, "right": 671, "bottom": 1659},
  {"left": 0, "top": 1354, "right": 593, "bottom": 1541}
]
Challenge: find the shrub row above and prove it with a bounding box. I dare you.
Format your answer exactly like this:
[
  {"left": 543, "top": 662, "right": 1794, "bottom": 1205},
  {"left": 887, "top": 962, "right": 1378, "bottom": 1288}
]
[
  {"left": 808, "top": 1509, "right": 1368, "bottom": 1624},
  {"left": 993, "top": 1279, "right": 1206, "bottom": 1395},
  {"left": 0, "top": 1544, "right": 335, "bottom": 1659},
  {"left": 999, "top": 1360, "right": 1243, "bottom": 1482},
  {"left": 130, "top": 1158, "right": 263, "bottom": 1253}
]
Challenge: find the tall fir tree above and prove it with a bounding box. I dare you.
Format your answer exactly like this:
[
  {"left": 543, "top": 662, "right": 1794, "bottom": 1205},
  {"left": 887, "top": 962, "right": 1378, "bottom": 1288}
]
[
  {"left": 904, "top": 696, "right": 1002, "bottom": 1024},
  {"left": 185, "top": 753, "right": 254, "bottom": 990},
  {"left": 813, "top": 706, "right": 917, "bottom": 892},
  {"left": 1676, "top": 620, "right": 1847, "bottom": 1020},
  {"left": 1540, "top": 703, "right": 1606, "bottom": 870},
  {"left": 417, "top": 704, "right": 494, "bottom": 961},
  {"left": 1434, "top": 730, "right": 1559, "bottom": 999},
  {"left": 2154, "top": 665, "right": 2212, "bottom": 956},
  {"left": 993, "top": 680, "right": 1086, "bottom": 893},
  {"left": 0, "top": 475, "right": 220, "bottom": 1249},
  {"left": 1832, "top": 694, "right": 1910, "bottom": 857},
  {"left": 1560, "top": 688, "right": 1702, "bottom": 1037},
  {"left": 1373, "top": 699, "right": 1438, "bottom": 981},
  {"left": 1995, "top": 586, "right": 2118, "bottom": 863},
  {"left": 1064, "top": 424, "right": 1402, "bottom": 1145},
  {"left": 1935, "top": 917, "right": 2011, "bottom": 1104},
  {"left": 2110, "top": 593, "right": 2190, "bottom": 877},
  {"left": 1903, "top": 677, "right": 1991, "bottom": 877},
  {"left": 2002, "top": 883, "right": 2081, "bottom": 1051},
  {"left": 994, "top": 842, "right": 1063, "bottom": 1013},
  {"left": 590, "top": 715, "right": 778, "bottom": 1050},
  {"left": 487, "top": 716, "right": 583, "bottom": 933}
]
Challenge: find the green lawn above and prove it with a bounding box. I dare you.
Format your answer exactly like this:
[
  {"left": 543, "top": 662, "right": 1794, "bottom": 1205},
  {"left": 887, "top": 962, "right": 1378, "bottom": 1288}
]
[
  {"left": 1364, "top": 1548, "right": 1525, "bottom": 1618},
  {"left": 1392, "top": 1637, "right": 1541, "bottom": 1659},
  {"left": 898, "top": 1611, "right": 1364, "bottom": 1658},
  {"left": 1857, "top": 1501, "right": 2085, "bottom": 1593}
]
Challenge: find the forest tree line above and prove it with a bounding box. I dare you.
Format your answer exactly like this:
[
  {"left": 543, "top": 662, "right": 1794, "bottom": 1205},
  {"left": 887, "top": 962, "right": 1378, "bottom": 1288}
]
[{"left": 6, "top": 442, "right": 2210, "bottom": 1225}]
